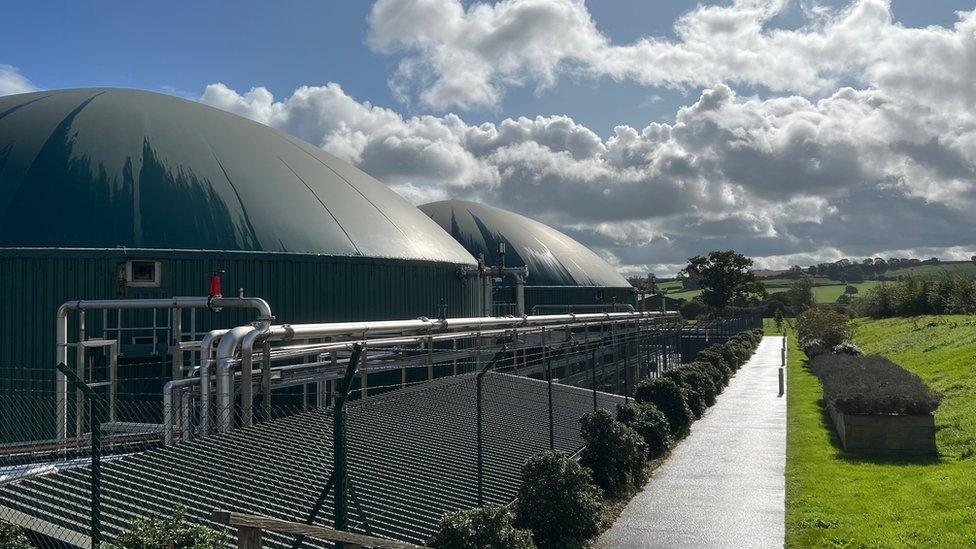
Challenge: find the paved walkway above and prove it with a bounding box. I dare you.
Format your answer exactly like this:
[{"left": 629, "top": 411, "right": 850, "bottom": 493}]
[{"left": 597, "top": 336, "right": 786, "bottom": 549}]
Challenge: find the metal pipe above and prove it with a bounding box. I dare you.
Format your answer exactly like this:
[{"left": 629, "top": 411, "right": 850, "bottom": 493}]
[
  {"left": 234, "top": 311, "right": 675, "bottom": 371},
  {"left": 199, "top": 310, "right": 678, "bottom": 437},
  {"left": 55, "top": 296, "right": 272, "bottom": 440},
  {"left": 216, "top": 325, "right": 260, "bottom": 433},
  {"left": 199, "top": 329, "right": 229, "bottom": 436},
  {"left": 482, "top": 270, "right": 492, "bottom": 317},
  {"left": 163, "top": 377, "right": 200, "bottom": 444},
  {"left": 55, "top": 312, "right": 68, "bottom": 439},
  {"left": 514, "top": 273, "right": 526, "bottom": 317},
  {"left": 236, "top": 315, "right": 276, "bottom": 428}
]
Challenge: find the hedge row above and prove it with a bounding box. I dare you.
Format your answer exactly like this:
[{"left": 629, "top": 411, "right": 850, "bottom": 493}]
[
  {"left": 430, "top": 328, "right": 766, "bottom": 549},
  {"left": 633, "top": 328, "right": 764, "bottom": 441},
  {"left": 433, "top": 450, "right": 601, "bottom": 549},
  {"left": 809, "top": 354, "right": 942, "bottom": 416}
]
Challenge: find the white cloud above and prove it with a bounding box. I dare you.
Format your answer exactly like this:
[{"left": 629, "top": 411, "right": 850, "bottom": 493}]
[
  {"left": 9, "top": 0, "right": 971, "bottom": 276},
  {"left": 200, "top": 76, "right": 976, "bottom": 274},
  {"left": 0, "top": 65, "right": 38, "bottom": 96},
  {"left": 367, "top": 0, "right": 976, "bottom": 112}
]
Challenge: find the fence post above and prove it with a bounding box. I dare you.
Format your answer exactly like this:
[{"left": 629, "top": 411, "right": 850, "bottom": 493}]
[
  {"left": 56, "top": 362, "right": 101, "bottom": 548},
  {"left": 544, "top": 328, "right": 554, "bottom": 451},
  {"left": 334, "top": 344, "right": 364, "bottom": 549},
  {"left": 591, "top": 347, "right": 598, "bottom": 411},
  {"left": 623, "top": 322, "right": 631, "bottom": 404},
  {"left": 476, "top": 352, "right": 501, "bottom": 507}
]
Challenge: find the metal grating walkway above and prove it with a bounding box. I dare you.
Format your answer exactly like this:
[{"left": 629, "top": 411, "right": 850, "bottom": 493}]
[{"left": 0, "top": 372, "right": 623, "bottom": 547}]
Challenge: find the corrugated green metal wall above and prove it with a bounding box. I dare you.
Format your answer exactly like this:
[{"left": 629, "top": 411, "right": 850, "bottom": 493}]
[
  {"left": 494, "top": 285, "right": 637, "bottom": 313},
  {"left": 0, "top": 248, "right": 479, "bottom": 442}
]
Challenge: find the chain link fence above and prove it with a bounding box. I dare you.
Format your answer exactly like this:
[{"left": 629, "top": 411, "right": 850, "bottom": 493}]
[{"left": 0, "top": 313, "right": 761, "bottom": 548}]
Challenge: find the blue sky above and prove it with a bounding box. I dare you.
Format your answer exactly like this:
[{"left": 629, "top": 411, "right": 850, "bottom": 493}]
[
  {"left": 3, "top": 0, "right": 970, "bottom": 134},
  {"left": 3, "top": 0, "right": 976, "bottom": 274}
]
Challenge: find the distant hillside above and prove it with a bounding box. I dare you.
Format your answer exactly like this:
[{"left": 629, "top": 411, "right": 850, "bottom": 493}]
[{"left": 660, "top": 260, "right": 976, "bottom": 305}]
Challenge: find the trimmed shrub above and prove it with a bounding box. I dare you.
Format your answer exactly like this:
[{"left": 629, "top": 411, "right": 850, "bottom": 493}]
[
  {"left": 832, "top": 341, "right": 863, "bottom": 356},
  {"left": 726, "top": 340, "right": 753, "bottom": 364},
  {"left": 515, "top": 451, "right": 602, "bottom": 549},
  {"left": 685, "top": 362, "right": 719, "bottom": 406},
  {"left": 430, "top": 505, "right": 535, "bottom": 549},
  {"left": 695, "top": 349, "right": 731, "bottom": 386},
  {"left": 714, "top": 343, "right": 742, "bottom": 371},
  {"left": 663, "top": 365, "right": 716, "bottom": 416},
  {"left": 616, "top": 402, "right": 672, "bottom": 459},
  {"left": 116, "top": 506, "right": 227, "bottom": 548},
  {"left": 800, "top": 338, "right": 829, "bottom": 359},
  {"left": 0, "top": 521, "right": 31, "bottom": 549},
  {"left": 634, "top": 377, "right": 694, "bottom": 439},
  {"left": 810, "top": 354, "right": 941, "bottom": 415},
  {"left": 579, "top": 408, "right": 647, "bottom": 495},
  {"left": 796, "top": 307, "right": 854, "bottom": 350},
  {"left": 689, "top": 359, "right": 726, "bottom": 394}
]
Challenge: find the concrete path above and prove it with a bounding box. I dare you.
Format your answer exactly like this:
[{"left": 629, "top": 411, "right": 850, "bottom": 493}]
[{"left": 597, "top": 336, "right": 786, "bottom": 549}]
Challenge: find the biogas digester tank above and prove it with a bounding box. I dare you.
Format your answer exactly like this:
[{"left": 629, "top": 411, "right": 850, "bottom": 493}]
[{"left": 0, "top": 88, "right": 479, "bottom": 441}]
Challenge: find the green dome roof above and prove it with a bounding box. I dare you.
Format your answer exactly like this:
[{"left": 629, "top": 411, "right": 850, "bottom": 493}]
[
  {"left": 0, "top": 88, "right": 476, "bottom": 265},
  {"left": 420, "top": 200, "right": 630, "bottom": 287}
]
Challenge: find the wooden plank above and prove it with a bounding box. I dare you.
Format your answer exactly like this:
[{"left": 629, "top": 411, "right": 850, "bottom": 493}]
[
  {"left": 212, "top": 511, "right": 431, "bottom": 549},
  {"left": 238, "top": 526, "right": 262, "bottom": 549}
]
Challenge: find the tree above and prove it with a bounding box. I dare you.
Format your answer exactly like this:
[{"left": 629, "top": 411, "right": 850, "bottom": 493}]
[
  {"left": 773, "top": 309, "right": 785, "bottom": 333},
  {"left": 845, "top": 265, "right": 865, "bottom": 283},
  {"left": 681, "top": 251, "right": 767, "bottom": 309},
  {"left": 788, "top": 275, "right": 815, "bottom": 310}
]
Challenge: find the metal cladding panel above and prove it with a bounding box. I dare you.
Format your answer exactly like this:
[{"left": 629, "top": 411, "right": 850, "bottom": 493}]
[
  {"left": 494, "top": 285, "right": 637, "bottom": 311},
  {"left": 0, "top": 88, "right": 475, "bottom": 266},
  {"left": 0, "top": 373, "right": 625, "bottom": 547},
  {"left": 420, "top": 200, "right": 630, "bottom": 287},
  {"left": 0, "top": 248, "right": 479, "bottom": 442}
]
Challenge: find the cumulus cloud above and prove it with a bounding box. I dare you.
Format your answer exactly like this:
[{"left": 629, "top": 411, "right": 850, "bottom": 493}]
[
  {"left": 367, "top": 0, "right": 976, "bottom": 112},
  {"left": 201, "top": 74, "right": 976, "bottom": 274},
  {"left": 0, "top": 65, "right": 38, "bottom": 96}
]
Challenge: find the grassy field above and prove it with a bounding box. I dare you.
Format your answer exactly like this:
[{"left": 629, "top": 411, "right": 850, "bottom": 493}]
[
  {"left": 658, "top": 279, "right": 683, "bottom": 292},
  {"left": 666, "top": 280, "right": 882, "bottom": 304},
  {"left": 885, "top": 261, "right": 976, "bottom": 278},
  {"left": 772, "top": 316, "right": 976, "bottom": 547},
  {"left": 810, "top": 280, "right": 881, "bottom": 303},
  {"left": 663, "top": 262, "right": 974, "bottom": 304}
]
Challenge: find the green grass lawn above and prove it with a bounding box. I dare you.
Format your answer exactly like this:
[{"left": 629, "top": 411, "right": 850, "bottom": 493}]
[{"left": 770, "top": 316, "right": 976, "bottom": 547}]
